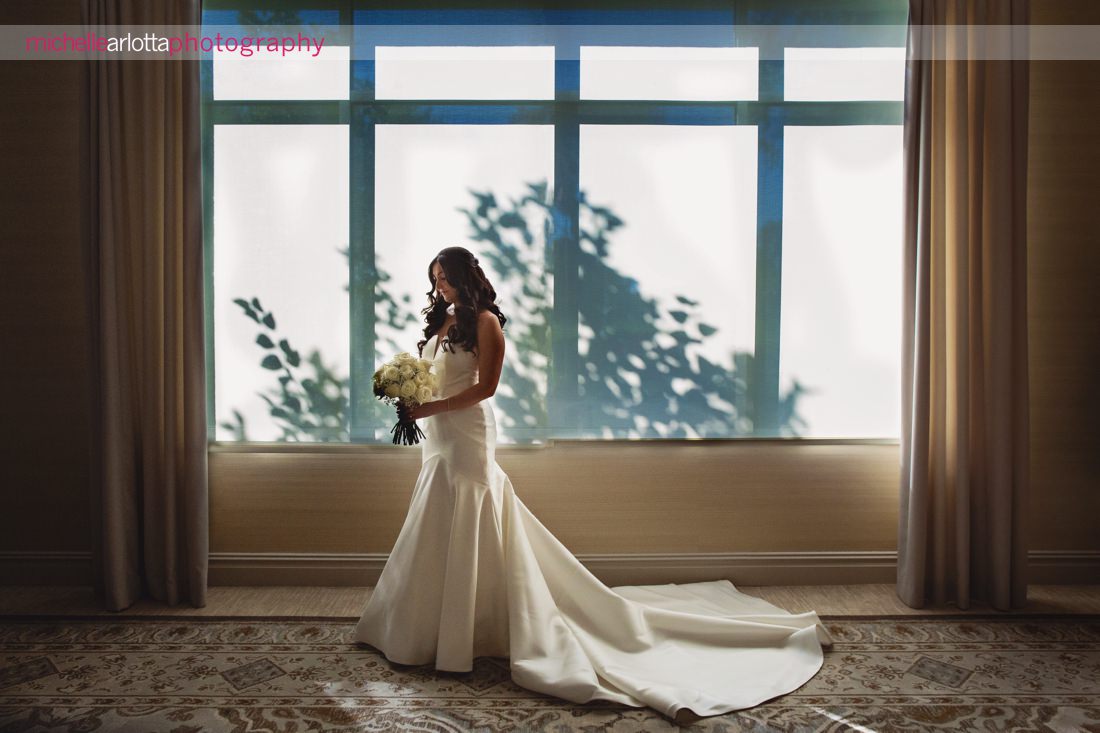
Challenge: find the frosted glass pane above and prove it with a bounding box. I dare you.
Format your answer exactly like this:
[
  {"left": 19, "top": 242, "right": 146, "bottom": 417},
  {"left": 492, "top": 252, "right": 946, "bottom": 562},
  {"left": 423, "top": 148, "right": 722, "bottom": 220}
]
[
  {"left": 580, "top": 125, "right": 757, "bottom": 438},
  {"left": 213, "top": 45, "right": 350, "bottom": 100},
  {"left": 581, "top": 46, "right": 758, "bottom": 100},
  {"left": 781, "top": 126, "right": 903, "bottom": 438},
  {"left": 784, "top": 47, "right": 905, "bottom": 101},
  {"left": 214, "top": 125, "right": 350, "bottom": 442},
  {"left": 374, "top": 125, "right": 554, "bottom": 442},
  {"left": 375, "top": 46, "right": 555, "bottom": 99}
]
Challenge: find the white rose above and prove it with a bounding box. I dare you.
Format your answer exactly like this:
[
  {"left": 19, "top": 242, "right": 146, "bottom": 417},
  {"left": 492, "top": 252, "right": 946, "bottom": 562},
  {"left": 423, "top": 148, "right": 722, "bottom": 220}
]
[
  {"left": 415, "top": 385, "right": 433, "bottom": 404},
  {"left": 413, "top": 372, "right": 428, "bottom": 387},
  {"left": 399, "top": 381, "right": 416, "bottom": 398},
  {"left": 399, "top": 365, "right": 415, "bottom": 379},
  {"left": 418, "top": 359, "right": 431, "bottom": 370},
  {"left": 384, "top": 384, "right": 400, "bottom": 398},
  {"left": 382, "top": 365, "right": 399, "bottom": 381}
]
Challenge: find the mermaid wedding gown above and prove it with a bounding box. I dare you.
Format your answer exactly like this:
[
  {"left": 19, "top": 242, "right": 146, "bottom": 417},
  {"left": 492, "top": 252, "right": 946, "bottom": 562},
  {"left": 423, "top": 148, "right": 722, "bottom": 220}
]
[{"left": 354, "top": 330, "right": 834, "bottom": 719}]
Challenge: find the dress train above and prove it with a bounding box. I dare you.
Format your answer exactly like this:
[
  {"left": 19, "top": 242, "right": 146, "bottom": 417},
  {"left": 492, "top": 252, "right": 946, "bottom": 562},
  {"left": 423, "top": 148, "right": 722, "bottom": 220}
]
[{"left": 355, "top": 332, "right": 832, "bottom": 719}]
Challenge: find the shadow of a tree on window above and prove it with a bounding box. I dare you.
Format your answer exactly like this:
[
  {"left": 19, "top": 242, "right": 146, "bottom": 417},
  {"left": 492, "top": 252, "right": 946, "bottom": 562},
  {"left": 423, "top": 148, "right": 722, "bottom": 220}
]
[
  {"left": 221, "top": 182, "right": 810, "bottom": 441},
  {"left": 218, "top": 259, "right": 415, "bottom": 443},
  {"left": 465, "top": 180, "right": 809, "bottom": 440}
]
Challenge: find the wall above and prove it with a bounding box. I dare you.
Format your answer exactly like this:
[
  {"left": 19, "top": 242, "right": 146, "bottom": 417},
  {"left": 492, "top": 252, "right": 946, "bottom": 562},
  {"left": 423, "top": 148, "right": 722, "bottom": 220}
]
[
  {"left": 1026, "top": 1, "right": 1100, "bottom": 556},
  {"left": 208, "top": 441, "right": 901, "bottom": 585},
  {"left": 0, "top": 0, "right": 92, "bottom": 584}
]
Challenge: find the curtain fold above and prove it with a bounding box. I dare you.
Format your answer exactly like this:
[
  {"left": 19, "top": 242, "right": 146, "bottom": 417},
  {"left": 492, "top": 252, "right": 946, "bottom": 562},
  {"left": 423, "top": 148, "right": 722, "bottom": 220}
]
[
  {"left": 898, "top": 0, "right": 1030, "bottom": 610},
  {"left": 82, "top": 0, "right": 208, "bottom": 610}
]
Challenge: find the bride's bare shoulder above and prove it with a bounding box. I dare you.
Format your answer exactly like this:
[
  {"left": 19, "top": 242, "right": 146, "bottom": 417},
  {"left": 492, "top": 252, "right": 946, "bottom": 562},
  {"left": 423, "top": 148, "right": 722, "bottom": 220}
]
[{"left": 476, "top": 309, "right": 505, "bottom": 335}]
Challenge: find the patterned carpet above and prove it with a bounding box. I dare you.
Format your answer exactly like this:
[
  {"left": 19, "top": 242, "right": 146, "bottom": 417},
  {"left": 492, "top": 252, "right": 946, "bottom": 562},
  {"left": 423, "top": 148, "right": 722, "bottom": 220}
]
[{"left": 0, "top": 614, "right": 1098, "bottom": 732}]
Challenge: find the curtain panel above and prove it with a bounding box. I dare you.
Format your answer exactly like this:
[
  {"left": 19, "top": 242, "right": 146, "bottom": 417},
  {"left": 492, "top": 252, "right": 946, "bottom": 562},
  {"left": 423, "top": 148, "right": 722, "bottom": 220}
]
[
  {"left": 899, "top": 0, "right": 1031, "bottom": 610},
  {"left": 81, "top": 0, "right": 208, "bottom": 610}
]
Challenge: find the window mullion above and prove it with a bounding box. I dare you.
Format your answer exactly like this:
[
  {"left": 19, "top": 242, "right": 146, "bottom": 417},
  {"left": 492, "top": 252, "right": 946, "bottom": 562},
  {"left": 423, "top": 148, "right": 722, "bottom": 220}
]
[
  {"left": 549, "top": 54, "right": 581, "bottom": 438},
  {"left": 349, "top": 105, "right": 375, "bottom": 442},
  {"left": 753, "top": 38, "right": 785, "bottom": 436}
]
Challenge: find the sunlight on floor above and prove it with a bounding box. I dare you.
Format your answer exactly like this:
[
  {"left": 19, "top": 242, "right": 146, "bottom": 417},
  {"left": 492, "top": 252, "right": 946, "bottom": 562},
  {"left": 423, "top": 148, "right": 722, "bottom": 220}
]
[{"left": 813, "top": 706, "right": 880, "bottom": 732}]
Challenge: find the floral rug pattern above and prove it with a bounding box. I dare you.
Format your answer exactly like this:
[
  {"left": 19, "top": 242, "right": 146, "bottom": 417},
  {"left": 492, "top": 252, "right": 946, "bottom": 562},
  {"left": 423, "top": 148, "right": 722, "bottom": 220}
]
[{"left": 0, "top": 615, "right": 1098, "bottom": 731}]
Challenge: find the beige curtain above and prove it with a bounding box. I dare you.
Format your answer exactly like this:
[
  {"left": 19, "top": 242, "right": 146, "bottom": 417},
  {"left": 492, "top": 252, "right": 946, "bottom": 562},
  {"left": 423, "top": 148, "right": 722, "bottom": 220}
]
[
  {"left": 899, "top": 0, "right": 1031, "bottom": 610},
  {"left": 82, "top": 0, "right": 208, "bottom": 610}
]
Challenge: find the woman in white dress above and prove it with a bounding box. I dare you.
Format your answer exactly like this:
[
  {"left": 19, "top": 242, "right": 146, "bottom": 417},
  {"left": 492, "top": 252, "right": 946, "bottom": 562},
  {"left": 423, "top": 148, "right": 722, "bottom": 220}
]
[{"left": 354, "top": 246, "right": 833, "bottom": 723}]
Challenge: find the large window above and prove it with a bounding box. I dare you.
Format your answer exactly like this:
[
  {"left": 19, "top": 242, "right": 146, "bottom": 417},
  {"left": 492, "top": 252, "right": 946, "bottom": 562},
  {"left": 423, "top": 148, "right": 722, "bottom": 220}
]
[{"left": 202, "top": 1, "right": 907, "bottom": 444}]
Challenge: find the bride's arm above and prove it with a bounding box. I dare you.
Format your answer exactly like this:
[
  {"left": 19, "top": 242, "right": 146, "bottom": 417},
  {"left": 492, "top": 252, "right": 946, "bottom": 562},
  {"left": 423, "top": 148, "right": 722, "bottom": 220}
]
[{"left": 408, "top": 311, "right": 505, "bottom": 419}]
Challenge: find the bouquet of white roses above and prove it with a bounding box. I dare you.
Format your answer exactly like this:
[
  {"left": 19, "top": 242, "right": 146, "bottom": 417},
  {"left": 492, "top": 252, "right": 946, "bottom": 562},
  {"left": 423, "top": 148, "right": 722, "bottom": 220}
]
[{"left": 372, "top": 351, "right": 439, "bottom": 445}]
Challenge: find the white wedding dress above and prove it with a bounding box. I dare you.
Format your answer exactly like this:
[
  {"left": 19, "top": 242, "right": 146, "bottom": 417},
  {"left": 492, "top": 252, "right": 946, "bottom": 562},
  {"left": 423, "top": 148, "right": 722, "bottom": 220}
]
[{"left": 355, "top": 327, "right": 833, "bottom": 720}]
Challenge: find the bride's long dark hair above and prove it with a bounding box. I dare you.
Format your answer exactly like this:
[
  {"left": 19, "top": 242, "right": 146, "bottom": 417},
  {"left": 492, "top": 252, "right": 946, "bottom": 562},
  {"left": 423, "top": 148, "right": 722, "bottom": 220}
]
[{"left": 417, "top": 246, "right": 507, "bottom": 358}]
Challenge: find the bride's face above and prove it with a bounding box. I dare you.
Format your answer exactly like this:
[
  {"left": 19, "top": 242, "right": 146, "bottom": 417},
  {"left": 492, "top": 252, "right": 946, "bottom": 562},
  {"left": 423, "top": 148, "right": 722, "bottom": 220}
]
[{"left": 432, "top": 261, "right": 454, "bottom": 303}]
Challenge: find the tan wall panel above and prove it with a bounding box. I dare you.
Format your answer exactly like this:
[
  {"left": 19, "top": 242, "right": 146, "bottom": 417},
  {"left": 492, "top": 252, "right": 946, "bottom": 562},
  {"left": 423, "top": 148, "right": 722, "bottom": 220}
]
[
  {"left": 0, "top": 0, "right": 91, "bottom": 558},
  {"left": 210, "top": 442, "right": 901, "bottom": 555},
  {"left": 1026, "top": 2, "right": 1100, "bottom": 551}
]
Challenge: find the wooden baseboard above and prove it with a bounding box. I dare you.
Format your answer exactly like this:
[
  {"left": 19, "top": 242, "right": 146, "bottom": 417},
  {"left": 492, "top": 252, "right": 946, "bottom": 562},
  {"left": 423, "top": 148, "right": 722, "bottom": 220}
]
[
  {"left": 1028, "top": 550, "right": 1100, "bottom": 585},
  {"left": 3, "top": 550, "right": 1097, "bottom": 587},
  {"left": 207, "top": 550, "right": 900, "bottom": 586},
  {"left": 0, "top": 551, "right": 92, "bottom": 585}
]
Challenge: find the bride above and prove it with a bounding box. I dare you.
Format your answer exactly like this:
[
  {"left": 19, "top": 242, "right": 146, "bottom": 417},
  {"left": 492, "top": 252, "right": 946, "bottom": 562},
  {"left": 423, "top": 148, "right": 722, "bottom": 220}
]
[{"left": 354, "top": 246, "right": 833, "bottom": 722}]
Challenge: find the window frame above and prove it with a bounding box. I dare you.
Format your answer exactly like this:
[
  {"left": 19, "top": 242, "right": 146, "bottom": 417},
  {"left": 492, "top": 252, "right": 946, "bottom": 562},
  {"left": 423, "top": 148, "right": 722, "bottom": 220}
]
[{"left": 200, "top": 0, "right": 907, "bottom": 443}]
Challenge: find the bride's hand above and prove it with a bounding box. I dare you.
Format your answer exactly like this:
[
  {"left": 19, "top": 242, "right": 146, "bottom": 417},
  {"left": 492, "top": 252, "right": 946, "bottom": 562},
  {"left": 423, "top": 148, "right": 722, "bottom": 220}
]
[{"left": 400, "top": 399, "right": 443, "bottom": 421}]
